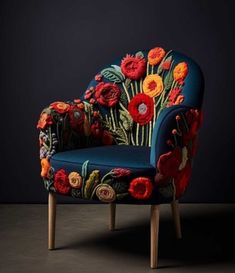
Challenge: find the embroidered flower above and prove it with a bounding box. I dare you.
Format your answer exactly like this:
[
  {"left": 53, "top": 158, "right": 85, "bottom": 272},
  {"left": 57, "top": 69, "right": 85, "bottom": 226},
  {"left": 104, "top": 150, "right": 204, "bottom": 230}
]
[
  {"left": 174, "top": 95, "right": 184, "bottom": 105},
  {"left": 183, "top": 110, "right": 202, "bottom": 143},
  {"left": 69, "top": 105, "right": 85, "bottom": 131},
  {"left": 162, "top": 60, "right": 171, "bottom": 70},
  {"left": 129, "top": 177, "right": 153, "bottom": 200},
  {"left": 167, "top": 88, "right": 182, "bottom": 107},
  {"left": 96, "top": 184, "right": 116, "bottom": 202},
  {"left": 143, "top": 74, "right": 164, "bottom": 97},
  {"left": 50, "top": 101, "right": 70, "bottom": 114},
  {"left": 111, "top": 168, "right": 131, "bottom": 178},
  {"left": 102, "top": 130, "right": 113, "bottom": 145},
  {"left": 128, "top": 93, "right": 154, "bottom": 125},
  {"left": 95, "top": 82, "right": 121, "bottom": 107},
  {"left": 121, "top": 54, "right": 146, "bottom": 80},
  {"left": 95, "top": 74, "right": 102, "bottom": 81},
  {"left": 68, "top": 172, "right": 82, "bottom": 189},
  {"left": 148, "top": 47, "right": 166, "bottom": 65},
  {"left": 157, "top": 147, "right": 182, "bottom": 177},
  {"left": 173, "top": 62, "right": 188, "bottom": 82},
  {"left": 37, "top": 112, "right": 53, "bottom": 129},
  {"left": 174, "top": 163, "right": 192, "bottom": 198},
  {"left": 54, "top": 169, "right": 70, "bottom": 194},
  {"left": 40, "top": 158, "right": 51, "bottom": 178}
]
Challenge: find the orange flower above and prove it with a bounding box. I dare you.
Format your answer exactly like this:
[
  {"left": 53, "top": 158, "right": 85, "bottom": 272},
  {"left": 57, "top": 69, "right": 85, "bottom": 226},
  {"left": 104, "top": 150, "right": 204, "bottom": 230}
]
[
  {"left": 173, "top": 62, "right": 188, "bottom": 81},
  {"left": 50, "top": 101, "right": 70, "bottom": 114},
  {"left": 143, "top": 74, "right": 164, "bottom": 97},
  {"left": 148, "top": 47, "right": 166, "bottom": 65},
  {"left": 40, "top": 158, "right": 51, "bottom": 178},
  {"left": 174, "top": 95, "right": 184, "bottom": 105},
  {"left": 37, "top": 112, "right": 53, "bottom": 129}
]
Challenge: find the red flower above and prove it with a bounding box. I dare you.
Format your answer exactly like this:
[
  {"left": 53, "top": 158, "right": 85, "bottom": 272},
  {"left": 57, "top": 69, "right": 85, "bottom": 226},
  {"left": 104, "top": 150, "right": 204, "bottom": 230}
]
[
  {"left": 157, "top": 147, "right": 182, "bottom": 177},
  {"left": 54, "top": 169, "right": 70, "bottom": 195},
  {"left": 102, "top": 130, "right": 113, "bottom": 145},
  {"left": 162, "top": 60, "right": 171, "bottom": 70},
  {"left": 95, "top": 82, "right": 121, "bottom": 107},
  {"left": 174, "top": 163, "right": 192, "bottom": 198},
  {"left": 121, "top": 54, "right": 146, "bottom": 80},
  {"left": 128, "top": 93, "right": 154, "bottom": 125},
  {"left": 167, "top": 88, "right": 182, "bottom": 107},
  {"left": 91, "top": 121, "right": 103, "bottom": 138},
  {"left": 37, "top": 112, "right": 53, "bottom": 129},
  {"left": 50, "top": 101, "right": 70, "bottom": 114},
  {"left": 183, "top": 109, "right": 202, "bottom": 143},
  {"left": 129, "top": 177, "right": 153, "bottom": 200},
  {"left": 111, "top": 168, "right": 131, "bottom": 178},
  {"left": 69, "top": 105, "right": 85, "bottom": 131},
  {"left": 95, "top": 74, "right": 103, "bottom": 81}
]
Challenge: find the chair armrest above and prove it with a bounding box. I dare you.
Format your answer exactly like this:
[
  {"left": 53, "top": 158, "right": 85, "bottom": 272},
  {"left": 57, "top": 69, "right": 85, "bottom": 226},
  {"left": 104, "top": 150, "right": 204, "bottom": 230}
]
[
  {"left": 37, "top": 99, "right": 107, "bottom": 159},
  {"left": 150, "top": 104, "right": 203, "bottom": 167}
]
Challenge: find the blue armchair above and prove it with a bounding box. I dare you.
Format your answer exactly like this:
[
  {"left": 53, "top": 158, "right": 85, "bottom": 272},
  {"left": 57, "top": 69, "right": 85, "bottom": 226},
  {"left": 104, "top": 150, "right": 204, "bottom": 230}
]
[{"left": 37, "top": 47, "right": 204, "bottom": 268}]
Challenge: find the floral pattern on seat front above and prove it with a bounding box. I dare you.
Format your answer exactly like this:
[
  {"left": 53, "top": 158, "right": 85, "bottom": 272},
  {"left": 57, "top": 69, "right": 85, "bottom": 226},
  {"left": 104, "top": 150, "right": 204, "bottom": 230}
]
[{"left": 37, "top": 46, "right": 204, "bottom": 204}]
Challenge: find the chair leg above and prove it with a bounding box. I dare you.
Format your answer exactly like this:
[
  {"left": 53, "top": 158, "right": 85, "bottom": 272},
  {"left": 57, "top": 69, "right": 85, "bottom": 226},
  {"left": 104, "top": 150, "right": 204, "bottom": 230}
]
[
  {"left": 171, "top": 200, "right": 182, "bottom": 239},
  {"left": 150, "top": 205, "right": 160, "bottom": 269},
  {"left": 48, "top": 192, "right": 56, "bottom": 250},
  {"left": 109, "top": 203, "right": 116, "bottom": 231}
]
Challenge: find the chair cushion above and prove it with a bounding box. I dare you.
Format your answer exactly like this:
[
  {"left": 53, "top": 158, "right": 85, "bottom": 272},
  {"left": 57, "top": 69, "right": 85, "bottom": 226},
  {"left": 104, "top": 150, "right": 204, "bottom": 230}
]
[{"left": 46, "top": 145, "right": 173, "bottom": 204}]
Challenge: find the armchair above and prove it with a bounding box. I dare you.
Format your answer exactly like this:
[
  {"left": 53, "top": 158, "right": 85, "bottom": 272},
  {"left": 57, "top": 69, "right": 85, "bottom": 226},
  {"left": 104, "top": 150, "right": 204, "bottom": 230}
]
[{"left": 37, "top": 47, "right": 204, "bottom": 268}]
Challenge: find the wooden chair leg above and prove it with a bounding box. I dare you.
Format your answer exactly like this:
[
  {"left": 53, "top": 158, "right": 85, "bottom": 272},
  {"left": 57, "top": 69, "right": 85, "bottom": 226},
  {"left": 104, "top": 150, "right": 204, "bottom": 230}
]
[
  {"left": 109, "top": 203, "right": 116, "bottom": 231},
  {"left": 48, "top": 192, "right": 56, "bottom": 250},
  {"left": 150, "top": 205, "right": 160, "bottom": 269},
  {"left": 171, "top": 200, "right": 182, "bottom": 239}
]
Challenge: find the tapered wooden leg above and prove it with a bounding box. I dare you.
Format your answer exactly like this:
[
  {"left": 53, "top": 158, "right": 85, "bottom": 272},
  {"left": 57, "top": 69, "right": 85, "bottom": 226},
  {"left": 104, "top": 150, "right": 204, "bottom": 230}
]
[
  {"left": 171, "top": 200, "right": 182, "bottom": 239},
  {"left": 48, "top": 192, "right": 56, "bottom": 250},
  {"left": 109, "top": 203, "right": 116, "bottom": 231},
  {"left": 150, "top": 205, "right": 160, "bottom": 269}
]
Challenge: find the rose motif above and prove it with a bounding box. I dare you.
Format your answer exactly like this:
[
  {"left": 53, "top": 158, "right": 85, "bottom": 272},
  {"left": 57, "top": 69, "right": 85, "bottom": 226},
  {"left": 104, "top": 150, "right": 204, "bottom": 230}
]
[
  {"left": 95, "top": 82, "right": 121, "bottom": 107},
  {"left": 128, "top": 93, "right": 154, "bottom": 125},
  {"left": 121, "top": 54, "right": 146, "bottom": 80},
  {"left": 143, "top": 74, "right": 164, "bottom": 97},
  {"left": 147, "top": 47, "right": 166, "bottom": 65},
  {"left": 54, "top": 169, "right": 70, "bottom": 194},
  {"left": 96, "top": 184, "right": 116, "bottom": 202},
  {"left": 128, "top": 177, "right": 153, "bottom": 200},
  {"left": 68, "top": 172, "right": 82, "bottom": 189}
]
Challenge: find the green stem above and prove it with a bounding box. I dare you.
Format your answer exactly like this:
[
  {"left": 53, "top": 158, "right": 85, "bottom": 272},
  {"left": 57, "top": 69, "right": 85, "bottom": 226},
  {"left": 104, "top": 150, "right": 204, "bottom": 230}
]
[
  {"left": 122, "top": 82, "right": 131, "bottom": 102},
  {"left": 130, "top": 83, "right": 135, "bottom": 98},
  {"left": 135, "top": 81, "right": 138, "bottom": 94},
  {"left": 147, "top": 62, "right": 150, "bottom": 75},
  {"left": 141, "top": 125, "right": 144, "bottom": 146},
  {"left": 151, "top": 65, "right": 154, "bottom": 74},
  {"left": 136, "top": 123, "right": 139, "bottom": 145}
]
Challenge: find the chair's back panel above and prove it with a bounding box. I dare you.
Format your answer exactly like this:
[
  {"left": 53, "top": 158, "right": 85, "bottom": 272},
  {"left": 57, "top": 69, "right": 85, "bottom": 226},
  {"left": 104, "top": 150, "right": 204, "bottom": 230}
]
[{"left": 85, "top": 47, "right": 204, "bottom": 146}]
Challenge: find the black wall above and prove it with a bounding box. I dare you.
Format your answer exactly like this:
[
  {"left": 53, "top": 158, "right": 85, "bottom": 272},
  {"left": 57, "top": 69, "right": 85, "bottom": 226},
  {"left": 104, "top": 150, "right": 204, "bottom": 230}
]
[{"left": 1, "top": 0, "right": 234, "bottom": 203}]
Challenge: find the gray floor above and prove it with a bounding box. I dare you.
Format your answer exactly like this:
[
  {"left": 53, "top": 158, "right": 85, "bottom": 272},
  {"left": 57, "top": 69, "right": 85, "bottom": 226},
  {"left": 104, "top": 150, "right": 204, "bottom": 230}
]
[{"left": 0, "top": 204, "right": 235, "bottom": 273}]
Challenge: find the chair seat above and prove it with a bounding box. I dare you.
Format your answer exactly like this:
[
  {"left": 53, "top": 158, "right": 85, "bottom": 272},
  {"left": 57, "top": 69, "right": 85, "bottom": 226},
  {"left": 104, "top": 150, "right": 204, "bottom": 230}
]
[{"left": 51, "top": 145, "right": 155, "bottom": 176}]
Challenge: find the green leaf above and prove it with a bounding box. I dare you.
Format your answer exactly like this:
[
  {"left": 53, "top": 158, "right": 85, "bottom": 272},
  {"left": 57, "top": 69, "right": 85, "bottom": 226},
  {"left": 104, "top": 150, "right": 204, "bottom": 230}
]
[
  {"left": 119, "top": 91, "right": 128, "bottom": 107},
  {"left": 124, "top": 78, "right": 131, "bottom": 90},
  {"left": 101, "top": 67, "right": 125, "bottom": 83},
  {"left": 82, "top": 160, "right": 89, "bottom": 181},
  {"left": 84, "top": 170, "right": 100, "bottom": 199},
  {"left": 111, "top": 65, "right": 122, "bottom": 73},
  {"left": 135, "top": 51, "right": 144, "bottom": 58},
  {"left": 164, "top": 71, "right": 174, "bottom": 90},
  {"left": 119, "top": 109, "right": 133, "bottom": 131}
]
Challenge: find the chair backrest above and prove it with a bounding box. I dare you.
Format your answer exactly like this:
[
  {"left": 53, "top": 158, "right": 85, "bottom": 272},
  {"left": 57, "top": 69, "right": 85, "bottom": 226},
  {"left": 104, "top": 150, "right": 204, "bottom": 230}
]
[{"left": 84, "top": 47, "right": 204, "bottom": 146}]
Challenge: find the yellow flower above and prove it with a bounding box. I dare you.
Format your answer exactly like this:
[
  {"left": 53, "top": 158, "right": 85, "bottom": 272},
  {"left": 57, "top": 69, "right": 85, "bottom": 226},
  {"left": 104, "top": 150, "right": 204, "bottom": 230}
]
[
  {"left": 143, "top": 74, "right": 164, "bottom": 97},
  {"left": 148, "top": 47, "right": 166, "bottom": 65},
  {"left": 40, "top": 158, "right": 51, "bottom": 178},
  {"left": 173, "top": 62, "right": 188, "bottom": 81},
  {"left": 68, "top": 172, "right": 82, "bottom": 189}
]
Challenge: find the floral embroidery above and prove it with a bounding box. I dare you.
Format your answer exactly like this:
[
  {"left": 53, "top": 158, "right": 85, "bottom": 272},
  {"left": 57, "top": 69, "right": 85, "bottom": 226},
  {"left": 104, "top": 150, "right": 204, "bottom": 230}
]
[
  {"left": 40, "top": 158, "right": 51, "bottom": 178},
  {"left": 128, "top": 177, "right": 153, "bottom": 200},
  {"left": 96, "top": 184, "right": 116, "bottom": 202},
  {"left": 148, "top": 47, "right": 165, "bottom": 65},
  {"left": 143, "top": 74, "right": 164, "bottom": 97},
  {"left": 37, "top": 112, "right": 53, "bottom": 129},
  {"left": 68, "top": 172, "right": 82, "bottom": 189},
  {"left": 173, "top": 62, "right": 188, "bottom": 82},
  {"left": 54, "top": 169, "right": 70, "bottom": 195},
  {"left": 128, "top": 93, "right": 154, "bottom": 125},
  {"left": 95, "top": 82, "right": 121, "bottom": 107},
  {"left": 50, "top": 101, "right": 70, "bottom": 114},
  {"left": 121, "top": 54, "right": 146, "bottom": 80}
]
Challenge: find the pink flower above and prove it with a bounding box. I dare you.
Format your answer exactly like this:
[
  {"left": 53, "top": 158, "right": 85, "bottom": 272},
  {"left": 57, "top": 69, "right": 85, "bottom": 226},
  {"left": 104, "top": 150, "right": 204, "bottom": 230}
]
[
  {"left": 95, "top": 74, "right": 103, "bottom": 81},
  {"left": 111, "top": 168, "right": 131, "bottom": 178}
]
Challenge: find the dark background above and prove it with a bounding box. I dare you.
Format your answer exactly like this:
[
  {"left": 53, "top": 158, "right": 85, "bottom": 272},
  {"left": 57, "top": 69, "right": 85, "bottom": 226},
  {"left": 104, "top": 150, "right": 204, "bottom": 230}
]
[{"left": 0, "top": 0, "right": 234, "bottom": 203}]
